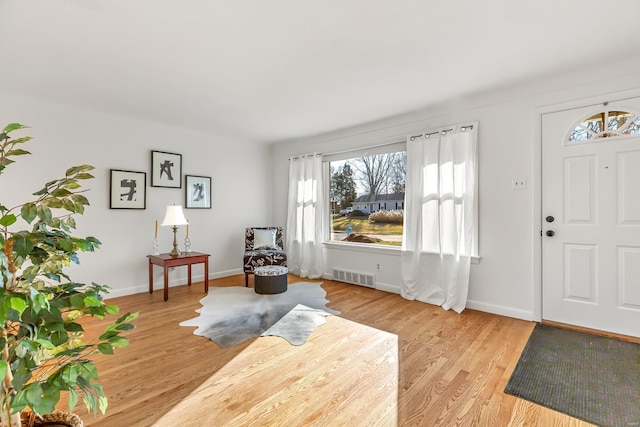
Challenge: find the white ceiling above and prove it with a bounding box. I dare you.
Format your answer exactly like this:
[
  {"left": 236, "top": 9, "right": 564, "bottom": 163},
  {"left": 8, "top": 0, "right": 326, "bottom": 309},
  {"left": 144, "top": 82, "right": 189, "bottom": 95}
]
[{"left": 2, "top": 1, "right": 640, "bottom": 143}]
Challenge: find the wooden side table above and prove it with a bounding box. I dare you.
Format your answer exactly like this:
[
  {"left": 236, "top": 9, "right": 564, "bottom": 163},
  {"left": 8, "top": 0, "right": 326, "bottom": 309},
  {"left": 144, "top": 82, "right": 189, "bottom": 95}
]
[{"left": 148, "top": 252, "right": 210, "bottom": 301}]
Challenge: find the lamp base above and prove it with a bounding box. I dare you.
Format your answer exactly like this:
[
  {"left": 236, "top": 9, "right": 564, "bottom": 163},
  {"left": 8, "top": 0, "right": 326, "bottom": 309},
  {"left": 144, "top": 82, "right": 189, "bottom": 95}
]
[{"left": 170, "top": 226, "right": 180, "bottom": 257}]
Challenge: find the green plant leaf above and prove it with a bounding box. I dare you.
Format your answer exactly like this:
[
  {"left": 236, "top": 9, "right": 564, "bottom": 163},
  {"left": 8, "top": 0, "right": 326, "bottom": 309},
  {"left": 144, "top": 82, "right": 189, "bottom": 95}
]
[
  {"left": 28, "top": 383, "right": 58, "bottom": 415},
  {"left": 63, "top": 180, "right": 81, "bottom": 190},
  {"left": 51, "top": 188, "right": 71, "bottom": 197},
  {"left": 65, "top": 165, "right": 94, "bottom": 175},
  {"left": 98, "top": 330, "right": 117, "bottom": 341},
  {"left": 3, "top": 123, "right": 25, "bottom": 133},
  {"left": 64, "top": 321, "right": 84, "bottom": 333},
  {"left": 21, "top": 202, "right": 37, "bottom": 223},
  {"left": 0, "top": 157, "right": 15, "bottom": 168},
  {"left": 116, "top": 311, "right": 139, "bottom": 323},
  {"left": 6, "top": 148, "right": 30, "bottom": 156},
  {"left": 45, "top": 321, "right": 66, "bottom": 332},
  {"left": 69, "top": 294, "right": 85, "bottom": 308},
  {"left": 98, "top": 395, "right": 108, "bottom": 414},
  {"left": 0, "top": 360, "right": 8, "bottom": 383},
  {"left": 36, "top": 205, "right": 53, "bottom": 224},
  {"left": 14, "top": 344, "right": 27, "bottom": 358},
  {"left": 0, "top": 213, "right": 17, "bottom": 227},
  {"left": 51, "top": 331, "right": 68, "bottom": 347},
  {"left": 83, "top": 393, "right": 99, "bottom": 415},
  {"left": 10, "top": 389, "right": 28, "bottom": 413},
  {"left": 35, "top": 339, "right": 56, "bottom": 350},
  {"left": 8, "top": 136, "right": 32, "bottom": 145},
  {"left": 12, "top": 362, "right": 31, "bottom": 390},
  {"left": 79, "top": 361, "right": 99, "bottom": 380},
  {"left": 12, "top": 234, "right": 35, "bottom": 258},
  {"left": 71, "top": 194, "right": 89, "bottom": 205},
  {"left": 97, "top": 343, "right": 114, "bottom": 355},
  {"left": 43, "top": 198, "right": 63, "bottom": 209},
  {"left": 9, "top": 296, "right": 27, "bottom": 314},
  {"left": 83, "top": 296, "right": 102, "bottom": 307},
  {"left": 68, "top": 388, "right": 79, "bottom": 412},
  {"left": 32, "top": 292, "right": 49, "bottom": 314},
  {"left": 62, "top": 364, "right": 80, "bottom": 385},
  {"left": 107, "top": 337, "right": 129, "bottom": 348},
  {"left": 104, "top": 304, "right": 119, "bottom": 315},
  {"left": 20, "top": 340, "right": 38, "bottom": 353}
]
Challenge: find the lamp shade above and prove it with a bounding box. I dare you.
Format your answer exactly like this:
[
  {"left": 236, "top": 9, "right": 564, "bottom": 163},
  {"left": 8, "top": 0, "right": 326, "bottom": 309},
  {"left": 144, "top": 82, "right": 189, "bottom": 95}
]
[{"left": 161, "top": 205, "right": 188, "bottom": 226}]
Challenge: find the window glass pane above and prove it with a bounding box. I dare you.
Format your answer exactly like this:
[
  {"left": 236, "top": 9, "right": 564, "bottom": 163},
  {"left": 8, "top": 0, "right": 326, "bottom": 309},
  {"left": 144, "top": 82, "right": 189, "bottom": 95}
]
[
  {"left": 568, "top": 126, "right": 590, "bottom": 142},
  {"left": 568, "top": 110, "right": 640, "bottom": 143},
  {"left": 627, "top": 116, "right": 640, "bottom": 135},
  {"left": 584, "top": 113, "right": 604, "bottom": 133},
  {"left": 328, "top": 151, "right": 406, "bottom": 246}
]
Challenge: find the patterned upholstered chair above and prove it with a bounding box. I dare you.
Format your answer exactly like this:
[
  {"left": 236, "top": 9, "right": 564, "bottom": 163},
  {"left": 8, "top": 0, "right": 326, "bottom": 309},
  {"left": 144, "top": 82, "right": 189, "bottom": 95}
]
[{"left": 243, "top": 227, "right": 287, "bottom": 287}]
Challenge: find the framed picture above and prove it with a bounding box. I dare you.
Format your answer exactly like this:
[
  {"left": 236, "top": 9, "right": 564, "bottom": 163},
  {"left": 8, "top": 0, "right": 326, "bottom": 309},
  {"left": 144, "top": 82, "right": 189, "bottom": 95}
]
[
  {"left": 151, "top": 150, "right": 182, "bottom": 188},
  {"left": 185, "top": 175, "right": 211, "bottom": 209},
  {"left": 110, "top": 169, "right": 146, "bottom": 209}
]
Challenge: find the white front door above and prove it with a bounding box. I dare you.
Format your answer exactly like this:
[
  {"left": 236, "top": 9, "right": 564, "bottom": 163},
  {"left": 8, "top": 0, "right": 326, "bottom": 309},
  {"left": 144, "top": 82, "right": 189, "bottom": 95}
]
[{"left": 542, "top": 98, "right": 640, "bottom": 338}]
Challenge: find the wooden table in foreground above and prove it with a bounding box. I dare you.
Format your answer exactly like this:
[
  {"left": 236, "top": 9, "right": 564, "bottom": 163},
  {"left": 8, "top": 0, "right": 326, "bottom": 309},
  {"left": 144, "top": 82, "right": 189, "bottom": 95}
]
[
  {"left": 152, "top": 314, "right": 399, "bottom": 426},
  {"left": 147, "top": 252, "right": 210, "bottom": 301}
]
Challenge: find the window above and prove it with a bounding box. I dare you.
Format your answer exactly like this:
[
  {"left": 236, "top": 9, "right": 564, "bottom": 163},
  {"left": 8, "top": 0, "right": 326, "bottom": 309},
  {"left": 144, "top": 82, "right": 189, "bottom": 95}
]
[
  {"left": 325, "top": 143, "right": 406, "bottom": 247},
  {"left": 568, "top": 110, "right": 640, "bottom": 143}
]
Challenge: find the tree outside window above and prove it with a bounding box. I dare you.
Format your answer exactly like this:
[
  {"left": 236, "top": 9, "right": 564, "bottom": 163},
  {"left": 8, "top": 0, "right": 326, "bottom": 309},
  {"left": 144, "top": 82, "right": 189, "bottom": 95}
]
[{"left": 328, "top": 151, "right": 406, "bottom": 246}]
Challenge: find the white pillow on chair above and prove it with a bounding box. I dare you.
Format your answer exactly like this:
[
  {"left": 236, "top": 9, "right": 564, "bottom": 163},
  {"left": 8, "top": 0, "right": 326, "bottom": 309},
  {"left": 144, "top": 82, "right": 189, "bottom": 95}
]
[{"left": 253, "top": 229, "right": 277, "bottom": 250}]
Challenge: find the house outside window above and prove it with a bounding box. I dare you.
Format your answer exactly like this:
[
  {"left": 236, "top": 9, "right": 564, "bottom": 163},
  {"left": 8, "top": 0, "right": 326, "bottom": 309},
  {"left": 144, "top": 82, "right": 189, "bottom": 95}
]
[{"left": 326, "top": 144, "right": 406, "bottom": 247}]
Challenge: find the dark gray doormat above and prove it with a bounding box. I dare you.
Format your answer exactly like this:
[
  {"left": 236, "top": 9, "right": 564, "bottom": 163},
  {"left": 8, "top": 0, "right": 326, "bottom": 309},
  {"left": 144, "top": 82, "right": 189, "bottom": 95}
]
[{"left": 504, "top": 323, "right": 640, "bottom": 426}]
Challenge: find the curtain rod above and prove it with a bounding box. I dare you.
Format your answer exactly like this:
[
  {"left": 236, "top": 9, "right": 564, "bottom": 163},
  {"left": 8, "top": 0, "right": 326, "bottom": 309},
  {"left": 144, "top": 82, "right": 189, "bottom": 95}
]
[
  {"left": 409, "top": 124, "right": 474, "bottom": 141},
  {"left": 321, "top": 139, "right": 405, "bottom": 158},
  {"left": 289, "top": 153, "right": 322, "bottom": 161}
]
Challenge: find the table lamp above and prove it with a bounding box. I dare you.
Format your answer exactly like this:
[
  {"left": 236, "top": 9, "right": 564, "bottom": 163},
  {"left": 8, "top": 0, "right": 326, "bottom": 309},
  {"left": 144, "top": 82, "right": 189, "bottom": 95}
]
[{"left": 161, "top": 205, "right": 188, "bottom": 257}]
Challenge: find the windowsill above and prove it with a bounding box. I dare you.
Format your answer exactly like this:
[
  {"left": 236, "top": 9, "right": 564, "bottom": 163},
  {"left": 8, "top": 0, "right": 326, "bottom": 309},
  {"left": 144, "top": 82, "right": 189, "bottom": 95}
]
[
  {"left": 323, "top": 241, "right": 402, "bottom": 255},
  {"left": 322, "top": 241, "right": 481, "bottom": 263}
]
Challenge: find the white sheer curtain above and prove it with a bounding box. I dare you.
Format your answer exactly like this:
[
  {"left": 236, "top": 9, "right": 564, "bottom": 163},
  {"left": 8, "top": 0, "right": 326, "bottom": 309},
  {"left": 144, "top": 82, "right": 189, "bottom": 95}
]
[
  {"left": 286, "top": 153, "right": 325, "bottom": 278},
  {"left": 401, "top": 124, "right": 478, "bottom": 313}
]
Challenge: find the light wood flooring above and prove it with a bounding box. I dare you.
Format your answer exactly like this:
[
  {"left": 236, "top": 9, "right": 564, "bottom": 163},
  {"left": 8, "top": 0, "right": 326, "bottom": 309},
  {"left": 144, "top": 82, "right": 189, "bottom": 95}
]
[{"left": 68, "top": 275, "right": 593, "bottom": 426}]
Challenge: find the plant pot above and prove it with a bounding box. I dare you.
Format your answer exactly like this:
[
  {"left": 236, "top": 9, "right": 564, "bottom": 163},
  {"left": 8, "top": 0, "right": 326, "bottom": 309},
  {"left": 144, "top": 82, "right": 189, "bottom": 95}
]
[{"left": 32, "top": 412, "right": 83, "bottom": 427}]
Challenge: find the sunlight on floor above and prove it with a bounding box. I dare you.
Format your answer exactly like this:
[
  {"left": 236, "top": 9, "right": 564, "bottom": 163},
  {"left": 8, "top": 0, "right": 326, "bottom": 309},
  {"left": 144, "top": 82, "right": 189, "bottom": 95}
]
[{"left": 152, "top": 315, "right": 399, "bottom": 426}]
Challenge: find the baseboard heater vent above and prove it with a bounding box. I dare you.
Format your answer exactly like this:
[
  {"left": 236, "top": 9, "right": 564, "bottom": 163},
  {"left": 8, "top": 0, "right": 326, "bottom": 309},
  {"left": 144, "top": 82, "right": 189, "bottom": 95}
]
[{"left": 332, "top": 269, "right": 375, "bottom": 288}]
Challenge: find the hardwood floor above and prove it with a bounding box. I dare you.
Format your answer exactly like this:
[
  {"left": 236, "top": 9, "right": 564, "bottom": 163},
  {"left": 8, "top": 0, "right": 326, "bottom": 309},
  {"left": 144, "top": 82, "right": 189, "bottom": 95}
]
[{"left": 68, "top": 275, "right": 593, "bottom": 426}]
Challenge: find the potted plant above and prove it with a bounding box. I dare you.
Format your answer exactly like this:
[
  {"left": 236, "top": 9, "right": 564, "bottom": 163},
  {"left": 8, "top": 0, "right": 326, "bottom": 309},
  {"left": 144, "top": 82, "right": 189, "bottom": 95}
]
[{"left": 0, "top": 123, "right": 138, "bottom": 426}]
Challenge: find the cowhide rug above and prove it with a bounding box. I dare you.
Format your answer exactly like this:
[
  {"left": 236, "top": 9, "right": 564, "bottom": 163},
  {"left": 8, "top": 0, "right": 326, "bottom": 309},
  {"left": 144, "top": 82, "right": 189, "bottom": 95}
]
[{"left": 180, "top": 282, "right": 340, "bottom": 348}]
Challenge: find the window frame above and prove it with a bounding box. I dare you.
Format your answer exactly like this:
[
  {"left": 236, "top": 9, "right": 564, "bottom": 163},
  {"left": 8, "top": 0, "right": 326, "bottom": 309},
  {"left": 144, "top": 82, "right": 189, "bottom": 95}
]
[
  {"left": 321, "top": 133, "right": 480, "bottom": 261},
  {"left": 323, "top": 141, "right": 407, "bottom": 249}
]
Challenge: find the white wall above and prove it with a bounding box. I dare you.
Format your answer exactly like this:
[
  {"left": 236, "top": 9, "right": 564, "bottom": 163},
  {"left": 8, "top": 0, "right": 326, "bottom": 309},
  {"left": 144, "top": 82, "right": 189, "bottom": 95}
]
[
  {"left": 270, "top": 56, "right": 640, "bottom": 321},
  {"left": 0, "top": 93, "right": 271, "bottom": 297}
]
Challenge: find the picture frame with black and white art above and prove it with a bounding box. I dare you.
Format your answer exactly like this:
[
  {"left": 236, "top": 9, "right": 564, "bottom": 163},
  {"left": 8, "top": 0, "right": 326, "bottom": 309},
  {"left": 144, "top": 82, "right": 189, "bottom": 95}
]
[
  {"left": 185, "top": 175, "right": 211, "bottom": 209},
  {"left": 151, "top": 150, "right": 182, "bottom": 188},
  {"left": 110, "top": 169, "right": 146, "bottom": 209}
]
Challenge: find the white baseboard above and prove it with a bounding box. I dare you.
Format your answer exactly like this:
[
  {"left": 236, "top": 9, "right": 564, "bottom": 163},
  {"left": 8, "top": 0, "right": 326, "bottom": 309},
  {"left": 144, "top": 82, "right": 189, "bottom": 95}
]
[
  {"left": 375, "top": 282, "right": 400, "bottom": 294},
  {"left": 210, "top": 268, "right": 243, "bottom": 279},
  {"left": 321, "top": 273, "right": 533, "bottom": 321},
  {"left": 107, "top": 269, "right": 533, "bottom": 323},
  {"left": 106, "top": 268, "right": 244, "bottom": 299},
  {"left": 465, "top": 299, "right": 534, "bottom": 321}
]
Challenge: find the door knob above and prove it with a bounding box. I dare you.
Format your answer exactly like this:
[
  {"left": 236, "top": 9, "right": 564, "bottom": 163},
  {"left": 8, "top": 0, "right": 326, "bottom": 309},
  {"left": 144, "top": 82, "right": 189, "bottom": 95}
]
[
  {"left": 546, "top": 216, "right": 554, "bottom": 223},
  {"left": 546, "top": 230, "right": 555, "bottom": 237}
]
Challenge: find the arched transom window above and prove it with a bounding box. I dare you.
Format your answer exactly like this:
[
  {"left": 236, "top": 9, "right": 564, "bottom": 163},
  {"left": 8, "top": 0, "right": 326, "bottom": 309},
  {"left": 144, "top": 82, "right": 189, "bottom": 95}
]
[{"left": 568, "top": 110, "right": 640, "bottom": 143}]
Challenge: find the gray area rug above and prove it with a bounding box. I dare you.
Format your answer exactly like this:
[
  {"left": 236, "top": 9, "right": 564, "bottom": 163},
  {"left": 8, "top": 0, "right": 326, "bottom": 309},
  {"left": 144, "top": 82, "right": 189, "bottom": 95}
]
[
  {"left": 180, "top": 282, "right": 340, "bottom": 348},
  {"left": 504, "top": 323, "right": 640, "bottom": 426}
]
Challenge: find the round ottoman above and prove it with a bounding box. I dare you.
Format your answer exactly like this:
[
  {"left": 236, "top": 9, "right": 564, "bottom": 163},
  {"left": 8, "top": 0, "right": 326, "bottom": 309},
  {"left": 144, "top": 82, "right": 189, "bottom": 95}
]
[{"left": 254, "top": 265, "right": 288, "bottom": 294}]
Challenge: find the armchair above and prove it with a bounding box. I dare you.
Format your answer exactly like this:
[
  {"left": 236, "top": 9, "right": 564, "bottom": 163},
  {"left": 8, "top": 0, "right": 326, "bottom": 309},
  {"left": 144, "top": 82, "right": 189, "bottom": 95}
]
[{"left": 243, "top": 227, "right": 287, "bottom": 286}]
